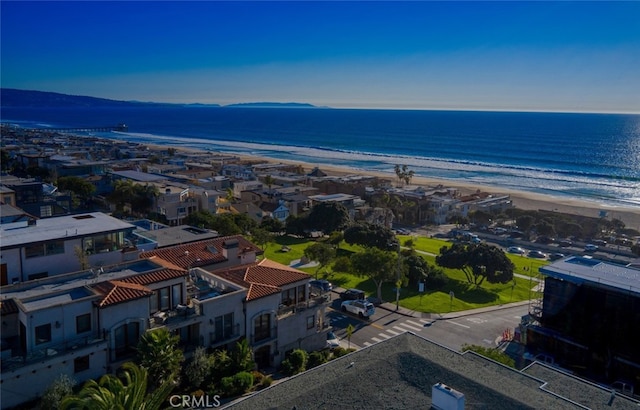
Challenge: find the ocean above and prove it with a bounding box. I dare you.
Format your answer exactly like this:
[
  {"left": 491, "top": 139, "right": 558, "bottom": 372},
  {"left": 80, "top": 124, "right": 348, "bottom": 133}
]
[{"left": 2, "top": 106, "right": 640, "bottom": 208}]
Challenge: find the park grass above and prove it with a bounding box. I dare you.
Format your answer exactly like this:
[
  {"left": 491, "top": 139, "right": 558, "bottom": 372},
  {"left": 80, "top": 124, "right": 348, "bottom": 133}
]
[{"left": 262, "top": 235, "right": 546, "bottom": 314}]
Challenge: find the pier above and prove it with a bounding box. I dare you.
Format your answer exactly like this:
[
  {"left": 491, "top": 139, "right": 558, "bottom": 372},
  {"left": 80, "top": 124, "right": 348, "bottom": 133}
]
[{"left": 24, "top": 123, "right": 128, "bottom": 133}]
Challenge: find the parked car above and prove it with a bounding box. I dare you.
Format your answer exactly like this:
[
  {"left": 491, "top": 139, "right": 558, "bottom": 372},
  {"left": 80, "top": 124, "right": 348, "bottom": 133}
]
[
  {"left": 535, "top": 236, "right": 554, "bottom": 244},
  {"left": 528, "top": 250, "right": 547, "bottom": 259},
  {"left": 558, "top": 239, "right": 573, "bottom": 247},
  {"left": 341, "top": 299, "right": 376, "bottom": 318},
  {"left": 584, "top": 244, "right": 599, "bottom": 252},
  {"left": 549, "top": 253, "right": 565, "bottom": 261},
  {"left": 326, "top": 331, "right": 340, "bottom": 349},
  {"left": 507, "top": 246, "right": 525, "bottom": 255},
  {"left": 340, "top": 288, "right": 366, "bottom": 301},
  {"left": 309, "top": 279, "right": 332, "bottom": 294}
]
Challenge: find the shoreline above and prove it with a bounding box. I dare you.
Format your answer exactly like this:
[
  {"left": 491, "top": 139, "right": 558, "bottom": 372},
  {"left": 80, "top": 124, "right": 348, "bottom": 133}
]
[{"left": 139, "top": 141, "right": 640, "bottom": 229}]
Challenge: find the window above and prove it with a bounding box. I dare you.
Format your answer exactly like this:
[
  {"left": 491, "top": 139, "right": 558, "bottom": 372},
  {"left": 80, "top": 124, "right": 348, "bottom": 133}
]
[
  {"left": 297, "top": 285, "right": 307, "bottom": 303},
  {"left": 212, "top": 313, "right": 235, "bottom": 343},
  {"left": 114, "top": 322, "right": 140, "bottom": 359},
  {"left": 172, "top": 284, "right": 181, "bottom": 308},
  {"left": 74, "top": 355, "right": 90, "bottom": 373},
  {"left": 254, "top": 314, "right": 271, "bottom": 342},
  {"left": 35, "top": 324, "right": 52, "bottom": 345},
  {"left": 159, "top": 287, "right": 170, "bottom": 311},
  {"left": 281, "top": 288, "right": 295, "bottom": 306},
  {"left": 40, "top": 205, "right": 52, "bottom": 217},
  {"left": 45, "top": 241, "right": 65, "bottom": 255},
  {"left": 76, "top": 314, "right": 91, "bottom": 334},
  {"left": 25, "top": 244, "right": 45, "bottom": 258},
  {"left": 307, "top": 315, "right": 315, "bottom": 330}
]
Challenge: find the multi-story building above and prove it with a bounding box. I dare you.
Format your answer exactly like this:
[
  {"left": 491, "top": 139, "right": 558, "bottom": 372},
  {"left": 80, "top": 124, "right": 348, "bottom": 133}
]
[
  {"left": 522, "top": 256, "right": 640, "bottom": 390},
  {"left": 0, "top": 212, "right": 137, "bottom": 285}
]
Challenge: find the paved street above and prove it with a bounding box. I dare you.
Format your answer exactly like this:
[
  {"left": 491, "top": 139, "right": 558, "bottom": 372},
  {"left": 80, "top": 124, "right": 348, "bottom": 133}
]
[{"left": 326, "top": 295, "right": 529, "bottom": 352}]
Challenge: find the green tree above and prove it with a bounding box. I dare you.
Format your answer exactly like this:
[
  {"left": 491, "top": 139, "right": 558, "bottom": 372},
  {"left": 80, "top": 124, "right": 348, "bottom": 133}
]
[
  {"left": 350, "top": 247, "right": 400, "bottom": 301},
  {"left": 230, "top": 338, "right": 255, "bottom": 374},
  {"left": 306, "top": 202, "right": 350, "bottom": 234},
  {"left": 185, "top": 347, "right": 215, "bottom": 390},
  {"left": 304, "top": 242, "right": 336, "bottom": 279},
  {"left": 60, "top": 362, "right": 174, "bottom": 410},
  {"left": 346, "top": 323, "right": 355, "bottom": 349},
  {"left": 136, "top": 328, "right": 183, "bottom": 389},
  {"left": 251, "top": 227, "right": 274, "bottom": 250},
  {"left": 263, "top": 174, "right": 275, "bottom": 190},
  {"left": 109, "top": 179, "right": 136, "bottom": 211},
  {"left": 280, "top": 349, "right": 308, "bottom": 376},
  {"left": 260, "top": 216, "right": 285, "bottom": 233},
  {"left": 343, "top": 223, "right": 398, "bottom": 251},
  {"left": 394, "top": 164, "right": 415, "bottom": 186},
  {"left": 41, "top": 374, "right": 76, "bottom": 410},
  {"left": 58, "top": 176, "right": 96, "bottom": 208},
  {"left": 436, "top": 243, "right": 514, "bottom": 287}
]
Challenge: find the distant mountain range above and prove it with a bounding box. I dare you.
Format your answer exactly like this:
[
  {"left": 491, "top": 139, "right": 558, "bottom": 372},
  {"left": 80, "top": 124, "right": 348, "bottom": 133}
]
[{"left": 0, "top": 88, "right": 319, "bottom": 109}]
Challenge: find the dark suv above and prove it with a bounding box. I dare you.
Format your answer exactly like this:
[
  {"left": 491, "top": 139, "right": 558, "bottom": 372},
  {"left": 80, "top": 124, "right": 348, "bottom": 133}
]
[
  {"left": 340, "top": 288, "right": 366, "bottom": 301},
  {"left": 309, "top": 279, "right": 332, "bottom": 294}
]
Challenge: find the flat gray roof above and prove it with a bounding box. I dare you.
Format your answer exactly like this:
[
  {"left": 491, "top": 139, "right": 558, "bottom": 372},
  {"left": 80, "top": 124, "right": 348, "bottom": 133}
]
[
  {"left": 227, "top": 332, "right": 639, "bottom": 409},
  {"left": 135, "top": 225, "right": 219, "bottom": 248},
  {"left": 0, "top": 212, "right": 135, "bottom": 248},
  {"left": 540, "top": 256, "right": 640, "bottom": 295}
]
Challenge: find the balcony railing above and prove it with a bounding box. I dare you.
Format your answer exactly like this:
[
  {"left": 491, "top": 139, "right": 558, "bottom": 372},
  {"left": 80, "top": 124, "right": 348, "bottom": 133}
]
[
  {"left": 150, "top": 304, "right": 202, "bottom": 329},
  {"left": 210, "top": 324, "right": 241, "bottom": 347},
  {"left": 277, "top": 294, "right": 330, "bottom": 318},
  {"left": 1, "top": 332, "right": 106, "bottom": 372},
  {"left": 250, "top": 326, "right": 277, "bottom": 345}
]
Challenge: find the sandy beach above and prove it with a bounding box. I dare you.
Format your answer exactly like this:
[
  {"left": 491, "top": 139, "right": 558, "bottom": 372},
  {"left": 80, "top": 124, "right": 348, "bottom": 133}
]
[{"left": 143, "top": 142, "right": 640, "bottom": 229}]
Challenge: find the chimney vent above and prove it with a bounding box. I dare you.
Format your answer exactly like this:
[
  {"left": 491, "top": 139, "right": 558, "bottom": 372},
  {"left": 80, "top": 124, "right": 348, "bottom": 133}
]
[{"left": 432, "top": 383, "right": 464, "bottom": 410}]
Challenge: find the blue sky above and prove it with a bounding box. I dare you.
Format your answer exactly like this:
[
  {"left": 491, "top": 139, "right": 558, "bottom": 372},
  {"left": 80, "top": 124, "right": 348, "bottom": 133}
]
[{"left": 2, "top": 1, "right": 639, "bottom": 113}]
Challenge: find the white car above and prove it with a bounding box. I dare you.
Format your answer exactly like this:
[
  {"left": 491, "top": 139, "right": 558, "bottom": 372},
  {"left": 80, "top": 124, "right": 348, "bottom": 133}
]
[
  {"left": 507, "top": 246, "right": 525, "bottom": 255},
  {"left": 341, "top": 299, "right": 376, "bottom": 319},
  {"left": 326, "top": 331, "right": 340, "bottom": 349}
]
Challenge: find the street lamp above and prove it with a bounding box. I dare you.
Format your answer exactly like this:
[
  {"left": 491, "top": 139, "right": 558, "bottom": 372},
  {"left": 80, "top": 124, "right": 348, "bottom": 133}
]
[{"left": 396, "top": 242, "right": 402, "bottom": 311}]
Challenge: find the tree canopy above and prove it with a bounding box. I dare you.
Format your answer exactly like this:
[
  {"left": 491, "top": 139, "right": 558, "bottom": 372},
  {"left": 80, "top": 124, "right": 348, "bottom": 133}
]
[
  {"left": 343, "top": 223, "right": 398, "bottom": 251},
  {"left": 436, "top": 243, "right": 514, "bottom": 287},
  {"left": 136, "top": 328, "right": 183, "bottom": 389},
  {"left": 303, "top": 242, "right": 336, "bottom": 278},
  {"left": 306, "top": 202, "right": 350, "bottom": 234},
  {"left": 350, "top": 246, "right": 403, "bottom": 301}
]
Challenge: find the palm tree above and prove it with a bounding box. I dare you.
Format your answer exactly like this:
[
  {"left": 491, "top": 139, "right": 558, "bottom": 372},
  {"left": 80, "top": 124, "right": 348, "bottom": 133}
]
[
  {"left": 60, "top": 362, "right": 174, "bottom": 410},
  {"left": 136, "top": 328, "right": 183, "bottom": 389},
  {"left": 231, "top": 338, "right": 255, "bottom": 373}
]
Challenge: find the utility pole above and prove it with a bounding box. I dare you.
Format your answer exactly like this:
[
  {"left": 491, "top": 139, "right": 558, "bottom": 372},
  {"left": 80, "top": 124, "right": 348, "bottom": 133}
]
[{"left": 396, "top": 242, "right": 402, "bottom": 311}]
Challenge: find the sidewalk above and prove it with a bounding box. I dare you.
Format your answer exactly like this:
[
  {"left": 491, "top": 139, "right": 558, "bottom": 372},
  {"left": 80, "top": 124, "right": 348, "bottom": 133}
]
[{"left": 331, "top": 286, "right": 531, "bottom": 321}]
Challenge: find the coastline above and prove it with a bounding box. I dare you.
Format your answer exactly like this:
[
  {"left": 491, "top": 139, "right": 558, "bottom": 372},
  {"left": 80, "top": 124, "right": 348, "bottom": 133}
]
[{"left": 142, "top": 142, "right": 640, "bottom": 229}]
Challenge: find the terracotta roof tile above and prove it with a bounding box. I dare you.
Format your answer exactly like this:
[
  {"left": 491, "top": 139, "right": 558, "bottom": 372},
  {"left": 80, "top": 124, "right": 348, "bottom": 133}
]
[
  {"left": 211, "top": 259, "right": 310, "bottom": 301},
  {"left": 119, "top": 268, "right": 187, "bottom": 285},
  {"left": 140, "top": 235, "right": 262, "bottom": 269},
  {"left": 93, "top": 280, "right": 153, "bottom": 307}
]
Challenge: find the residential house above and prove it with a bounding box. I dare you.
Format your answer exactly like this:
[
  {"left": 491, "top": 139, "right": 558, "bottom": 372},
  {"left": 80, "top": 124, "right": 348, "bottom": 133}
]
[{"left": 0, "top": 212, "right": 137, "bottom": 285}]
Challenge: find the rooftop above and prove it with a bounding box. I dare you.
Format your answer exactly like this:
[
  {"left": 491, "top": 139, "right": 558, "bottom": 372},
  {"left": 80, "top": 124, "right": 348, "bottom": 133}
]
[
  {"left": 0, "top": 212, "right": 135, "bottom": 248},
  {"left": 227, "top": 332, "right": 640, "bottom": 410},
  {"left": 134, "top": 225, "right": 220, "bottom": 248},
  {"left": 540, "top": 256, "right": 640, "bottom": 295}
]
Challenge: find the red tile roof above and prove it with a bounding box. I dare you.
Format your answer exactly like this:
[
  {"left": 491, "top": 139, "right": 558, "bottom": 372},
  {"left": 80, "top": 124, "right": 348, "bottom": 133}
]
[
  {"left": 211, "top": 259, "right": 310, "bottom": 301},
  {"left": 140, "top": 235, "right": 262, "bottom": 269},
  {"left": 119, "top": 268, "right": 187, "bottom": 286},
  {"left": 93, "top": 280, "right": 153, "bottom": 307}
]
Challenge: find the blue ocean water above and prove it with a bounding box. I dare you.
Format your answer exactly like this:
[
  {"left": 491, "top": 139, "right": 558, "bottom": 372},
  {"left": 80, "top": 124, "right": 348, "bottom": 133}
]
[{"left": 2, "top": 106, "right": 640, "bottom": 208}]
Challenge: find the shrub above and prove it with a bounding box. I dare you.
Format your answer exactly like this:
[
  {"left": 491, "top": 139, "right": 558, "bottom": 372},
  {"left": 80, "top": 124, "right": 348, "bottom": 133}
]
[
  {"left": 251, "top": 370, "right": 265, "bottom": 386},
  {"left": 41, "top": 374, "right": 76, "bottom": 410},
  {"left": 219, "top": 371, "right": 254, "bottom": 397},
  {"left": 308, "top": 350, "right": 329, "bottom": 368},
  {"left": 185, "top": 347, "right": 214, "bottom": 390},
  {"left": 261, "top": 375, "right": 273, "bottom": 388},
  {"left": 280, "top": 349, "right": 308, "bottom": 376}
]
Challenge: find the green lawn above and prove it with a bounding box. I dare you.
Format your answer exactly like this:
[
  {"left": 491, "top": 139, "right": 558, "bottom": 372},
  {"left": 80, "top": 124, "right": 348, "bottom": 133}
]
[{"left": 263, "top": 235, "right": 546, "bottom": 314}]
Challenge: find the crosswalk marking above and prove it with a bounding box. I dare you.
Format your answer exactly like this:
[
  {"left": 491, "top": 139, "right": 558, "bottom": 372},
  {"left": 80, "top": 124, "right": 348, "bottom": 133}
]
[
  {"left": 396, "top": 322, "right": 422, "bottom": 332},
  {"left": 371, "top": 337, "right": 382, "bottom": 342},
  {"left": 386, "top": 328, "right": 400, "bottom": 336},
  {"left": 392, "top": 326, "right": 408, "bottom": 334},
  {"left": 406, "top": 320, "right": 424, "bottom": 328},
  {"left": 363, "top": 342, "right": 372, "bottom": 346},
  {"left": 378, "top": 333, "right": 391, "bottom": 339},
  {"left": 419, "top": 319, "right": 431, "bottom": 323}
]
